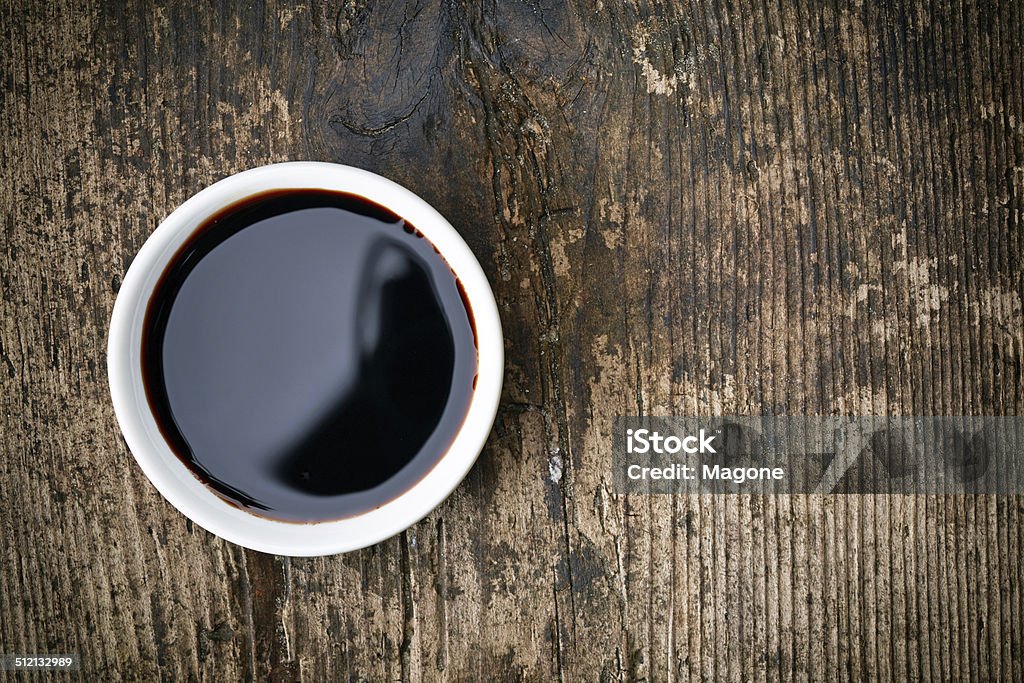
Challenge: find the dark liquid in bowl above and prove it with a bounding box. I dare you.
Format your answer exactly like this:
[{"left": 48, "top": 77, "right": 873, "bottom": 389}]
[{"left": 141, "top": 189, "right": 477, "bottom": 522}]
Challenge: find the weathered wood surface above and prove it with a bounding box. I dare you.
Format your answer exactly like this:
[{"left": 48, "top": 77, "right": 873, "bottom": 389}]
[{"left": 2, "top": 0, "right": 1022, "bottom": 680}]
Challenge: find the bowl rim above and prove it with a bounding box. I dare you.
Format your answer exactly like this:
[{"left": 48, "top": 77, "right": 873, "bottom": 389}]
[{"left": 107, "top": 162, "right": 503, "bottom": 556}]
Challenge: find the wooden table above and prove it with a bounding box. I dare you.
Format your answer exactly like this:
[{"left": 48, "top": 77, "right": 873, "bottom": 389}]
[{"left": 2, "top": 1, "right": 1022, "bottom": 680}]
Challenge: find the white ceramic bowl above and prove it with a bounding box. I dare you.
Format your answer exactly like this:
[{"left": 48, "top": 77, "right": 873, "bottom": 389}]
[{"left": 108, "top": 162, "right": 503, "bottom": 556}]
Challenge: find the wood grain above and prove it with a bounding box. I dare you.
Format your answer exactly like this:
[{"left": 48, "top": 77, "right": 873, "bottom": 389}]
[{"left": 1, "top": 0, "right": 1022, "bottom": 680}]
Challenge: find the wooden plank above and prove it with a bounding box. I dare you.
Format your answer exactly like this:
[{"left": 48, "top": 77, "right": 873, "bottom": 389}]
[{"left": 1, "top": 0, "right": 1021, "bottom": 680}]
